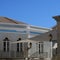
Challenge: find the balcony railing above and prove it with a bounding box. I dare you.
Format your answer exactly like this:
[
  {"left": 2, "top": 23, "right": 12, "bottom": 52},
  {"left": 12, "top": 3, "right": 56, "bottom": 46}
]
[
  {"left": 0, "top": 51, "right": 48, "bottom": 59},
  {"left": 0, "top": 51, "right": 25, "bottom": 58},
  {"left": 29, "top": 51, "right": 48, "bottom": 58}
]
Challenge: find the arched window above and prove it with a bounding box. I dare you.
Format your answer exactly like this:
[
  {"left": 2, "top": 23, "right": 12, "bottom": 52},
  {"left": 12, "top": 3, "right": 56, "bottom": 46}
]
[
  {"left": 17, "top": 38, "right": 22, "bottom": 52},
  {"left": 3, "top": 37, "right": 10, "bottom": 52}
]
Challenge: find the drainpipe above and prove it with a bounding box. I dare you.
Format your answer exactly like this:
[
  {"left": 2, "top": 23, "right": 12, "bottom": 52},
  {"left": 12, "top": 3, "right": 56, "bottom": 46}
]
[{"left": 52, "top": 16, "right": 60, "bottom": 60}]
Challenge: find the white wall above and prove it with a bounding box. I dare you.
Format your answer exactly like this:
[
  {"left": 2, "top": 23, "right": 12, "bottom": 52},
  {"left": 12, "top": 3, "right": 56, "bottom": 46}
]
[
  {"left": 0, "top": 32, "right": 27, "bottom": 51},
  {"left": 44, "top": 41, "right": 52, "bottom": 60}
]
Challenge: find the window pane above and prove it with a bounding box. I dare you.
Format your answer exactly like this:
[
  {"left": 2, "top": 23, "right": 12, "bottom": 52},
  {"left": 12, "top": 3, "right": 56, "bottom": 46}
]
[
  {"left": 17, "top": 43, "right": 19, "bottom": 52},
  {"left": 17, "top": 38, "right": 21, "bottom": 52},
  {"left": 7, "top": 42, "right": 9, "bottom": 51},
  {"left": 17, "top": 43, "right": 19, "bottom": 47},
  {"left": 39, "top": 43, "right": 40, "bottom": 54},
  {"left": 17, "top": 47, "right": 19, "bottom": 52},
  {"left": 7, "top": 42, "right": 9, "bottom": 47},
  {"left": 4, "top": 48, "right": 6, "bottom": 52},
  {"left": 20, "top": 43, "right": 22, "bottom": 52},
  {"left": 4, "top": 42, "right": 6, "bottom": 47},
  {"left": 39, "top": 43, "right": 43, "bottom": 54},
  {"left": 41, "top": 43, "right": 43, "bottom": 53},
  {"left": 3, "top": 42, "right": 6, "bottom": 52}
]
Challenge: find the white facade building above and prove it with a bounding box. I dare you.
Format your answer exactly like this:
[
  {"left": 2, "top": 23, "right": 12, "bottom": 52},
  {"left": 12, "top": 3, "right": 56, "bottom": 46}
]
[{"left": 0, "top": 17, "right": 51, "bottom": 60}]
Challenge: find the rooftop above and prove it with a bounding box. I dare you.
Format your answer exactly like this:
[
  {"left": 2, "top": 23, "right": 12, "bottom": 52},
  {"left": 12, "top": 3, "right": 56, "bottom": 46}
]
[{"left": 0, "top": 16, "right": 27, "bottom": 24}]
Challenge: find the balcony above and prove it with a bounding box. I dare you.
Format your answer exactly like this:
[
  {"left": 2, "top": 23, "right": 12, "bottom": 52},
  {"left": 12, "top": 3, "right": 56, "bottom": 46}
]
[
  {"left": 0, "top": 51, "right": 48, "bottom": 59},
  {"left": 29, "top": 52, "right": 48, "bottom": 58},
  {"left": 0, "top": 51, "right": 25, "bottom": 58}
]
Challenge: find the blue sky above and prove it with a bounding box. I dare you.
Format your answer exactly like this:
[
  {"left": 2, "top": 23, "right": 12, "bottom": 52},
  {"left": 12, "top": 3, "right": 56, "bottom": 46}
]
[{"left": 0, "top": 0, "right": 60, "bottom": 28}]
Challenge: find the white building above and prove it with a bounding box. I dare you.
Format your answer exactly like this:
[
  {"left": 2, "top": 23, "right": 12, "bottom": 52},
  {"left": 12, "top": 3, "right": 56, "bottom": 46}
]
[
  {"left": 29, "top": 25, "right": 57, "bottom": 60},
  {"left": 0, "top": 17, "right": 51, "bottom": 60}
]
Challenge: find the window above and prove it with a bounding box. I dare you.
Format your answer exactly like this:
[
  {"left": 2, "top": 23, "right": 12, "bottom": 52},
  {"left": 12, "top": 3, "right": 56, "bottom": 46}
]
[
  {"left": 17, "top": 38, "right": 22, "bottom": 52},
  {"left": 3, "top": 37, "right": 10, "bottom": 52},
  {"left": 49, "top": 34, "right": 52, "bottom": 41},
  {"left": 39, "top": 42, "right": 43, "bottom": 54},
  {"left": 52, "top": 40, "right": 57, "bottom": 56}
]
